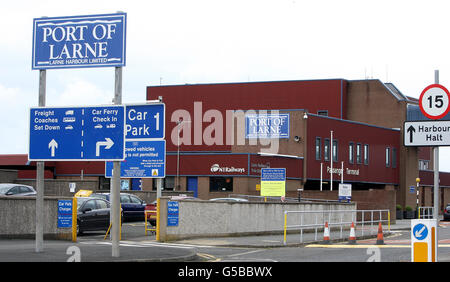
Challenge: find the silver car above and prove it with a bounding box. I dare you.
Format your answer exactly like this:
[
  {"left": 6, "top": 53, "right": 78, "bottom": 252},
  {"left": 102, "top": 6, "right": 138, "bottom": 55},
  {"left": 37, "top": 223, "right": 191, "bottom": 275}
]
[{"left": 0, "top": 183, "right": 36, "bottom": 196}]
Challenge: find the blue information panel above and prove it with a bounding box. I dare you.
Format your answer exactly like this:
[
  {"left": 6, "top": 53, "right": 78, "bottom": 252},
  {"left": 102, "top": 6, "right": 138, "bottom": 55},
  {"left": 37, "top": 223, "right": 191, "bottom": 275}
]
[
  {"left": 125, "top": 104, "right": 165, "bottom": 140},
  {"left": 29, "top": 105, "right": 125, "bottom": 161},
  {"left": 57, "top": 200, "right": 72, "bottom": 228},
  {"left": 167, "top": 201, "right": 179, "bottom": 227},
  {"left": 32, "top": 13, "right": 126, "bottom": 69},
  {"left": 105, "top": 140, "right": 165, "bottom": 178},
  {"left": 246, "top": 114, "right": 289, "bottom": 139},
  {"left": 261, "top": 168, "right": 286, "bottom": 181}
]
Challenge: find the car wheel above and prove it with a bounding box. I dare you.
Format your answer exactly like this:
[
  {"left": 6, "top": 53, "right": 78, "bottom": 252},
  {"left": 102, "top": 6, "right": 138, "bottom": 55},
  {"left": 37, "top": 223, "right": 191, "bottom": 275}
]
[{"left": 76, "top": 221, "right": 82, "bottom": 235}]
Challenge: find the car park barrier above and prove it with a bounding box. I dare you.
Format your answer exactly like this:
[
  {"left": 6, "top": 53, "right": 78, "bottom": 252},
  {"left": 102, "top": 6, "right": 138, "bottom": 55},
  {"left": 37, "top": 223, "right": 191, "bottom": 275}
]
[
  {"left": 145, "top": 210, "right": 157, "bottom": 235},
  {"left": 418, "top": 206, "right": 434, "bottom": 219},
  {"left": 283, "top": 209, "right": 390, "bottom": 245}
]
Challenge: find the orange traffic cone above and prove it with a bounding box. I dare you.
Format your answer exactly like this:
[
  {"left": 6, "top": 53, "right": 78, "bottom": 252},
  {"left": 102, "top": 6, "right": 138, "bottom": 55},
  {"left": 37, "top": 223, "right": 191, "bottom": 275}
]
[
  {"left": 348, "top": 222, "right": 356, "bottom": 244},
  {"left": 376, "top": 222, "right": 384, "bottom": 245},
  {"left": 323, "top": 221, "right": 330, "bottom": 244}
]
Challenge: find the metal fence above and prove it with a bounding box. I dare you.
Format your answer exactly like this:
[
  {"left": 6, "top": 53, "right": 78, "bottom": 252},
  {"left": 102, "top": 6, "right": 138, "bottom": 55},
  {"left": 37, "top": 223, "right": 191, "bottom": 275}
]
[
  {"left": 283, "top": 209, "right": 390, "bottom": 245},
  {"left": 228, "top": 194, "right": 344, "bottom": 203},
  {"left": 418, "top": 207, "right": 434, "bottom": 219}
]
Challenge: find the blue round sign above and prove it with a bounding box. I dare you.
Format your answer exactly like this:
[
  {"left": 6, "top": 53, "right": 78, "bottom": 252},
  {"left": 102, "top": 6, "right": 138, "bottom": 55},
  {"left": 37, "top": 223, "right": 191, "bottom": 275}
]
[{"left": 413, "top": 223, "right": 428, "bottom": 240}]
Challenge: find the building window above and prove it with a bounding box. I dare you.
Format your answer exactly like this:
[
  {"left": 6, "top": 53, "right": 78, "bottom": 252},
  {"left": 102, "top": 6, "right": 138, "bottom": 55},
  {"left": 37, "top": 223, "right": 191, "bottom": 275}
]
[
  {"left": 332, "top": 140, "right": 338, "bottom": 162},
  {"left": 419, "top": 160, "right": 429, "bottom": 170},
  {"left": 315, "top": 137, "right": 322, "bottom": 160},
  {"left": 317, "top": 110, "right": 328, "bottom": 116},
  {"left": 210, "top": 177, "right": 233, "bottom": 192},
  {"left": 152, "top": 176, "right": 175, "bottom": 191},
  {"left": 364, "top": 144, "right": 369, "bottom": 165},
  {"left": 392, "top": 148, "right": 397, "bottom": 168},
  {"left": 324, "top": 138, "right": 330, "bottom": 161},
  {"left": 356, "top": 143, "right": 362, "bottom": 164},
  {"left": 349, "top": 142, "right": 354, "bottom": 164},
  {"left": 99, "top": 176, "right": 110, "bottom": 191},
  {"left": 386, "top": 147, "right": 391, "bottom": 167}
]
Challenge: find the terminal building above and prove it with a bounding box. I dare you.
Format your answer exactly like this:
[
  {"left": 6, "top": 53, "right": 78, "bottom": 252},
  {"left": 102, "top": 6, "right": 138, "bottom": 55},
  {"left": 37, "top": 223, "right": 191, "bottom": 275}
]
[{"left": 1, "top": 78, "right": 450, "bottom": 215}]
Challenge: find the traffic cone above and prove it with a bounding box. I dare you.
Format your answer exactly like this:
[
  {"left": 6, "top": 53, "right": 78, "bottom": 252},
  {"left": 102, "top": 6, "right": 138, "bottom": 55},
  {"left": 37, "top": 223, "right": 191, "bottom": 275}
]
[
  {"left": 376, "top": 222, "right": 384, "bottom": 245},
  {"left": 348, "top": 222, "right": 356, "bottom": 244},
  {"left": 323, "top": 221, "right": 330, "bottom": 244}
]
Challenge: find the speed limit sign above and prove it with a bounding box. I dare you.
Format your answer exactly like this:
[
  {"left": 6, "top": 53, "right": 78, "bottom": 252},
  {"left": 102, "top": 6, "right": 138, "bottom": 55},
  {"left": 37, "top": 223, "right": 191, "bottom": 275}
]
[{"left": 419, "top": 84, "right": 450, "bottom": 120}]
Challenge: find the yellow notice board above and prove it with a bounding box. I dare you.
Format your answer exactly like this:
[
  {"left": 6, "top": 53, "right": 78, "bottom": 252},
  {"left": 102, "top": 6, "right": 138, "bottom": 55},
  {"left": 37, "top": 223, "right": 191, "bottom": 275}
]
[{"left": 260, "top": 168, "right": 286, "bottom": 197}]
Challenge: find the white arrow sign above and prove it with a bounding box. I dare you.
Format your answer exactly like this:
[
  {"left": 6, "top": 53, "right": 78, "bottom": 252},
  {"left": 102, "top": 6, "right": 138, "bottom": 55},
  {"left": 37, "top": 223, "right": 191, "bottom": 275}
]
[
  {"left": 404, "top": 120, "right": 450, "bottom": 146},
  {"left": 48, "top": 139, "right": 58, "bottom": 157},
  {"left": 96, "top": 138, "right": 114, "bottom": 157},
  {"left": 415, "top": 225, "right": 427, "bottom": 238}
]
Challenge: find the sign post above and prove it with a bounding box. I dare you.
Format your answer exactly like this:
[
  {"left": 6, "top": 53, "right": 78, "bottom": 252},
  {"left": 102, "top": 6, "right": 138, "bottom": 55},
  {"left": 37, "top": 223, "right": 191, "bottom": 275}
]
[{"left": 31, "top": 12, "right": 127, "bottom": 257}]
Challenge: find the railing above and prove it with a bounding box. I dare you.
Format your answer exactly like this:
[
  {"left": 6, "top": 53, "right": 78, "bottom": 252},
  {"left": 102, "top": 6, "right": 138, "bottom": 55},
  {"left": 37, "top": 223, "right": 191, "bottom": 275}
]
[
  {"left": 228, "top": 194, "right": 344, "bottom": 203},
  {"left": 418, "top": 207, "right": 434, "bottom": 219},
  {"left": 145, "top": 210, "right": 157, "bottom": 236},
  {"left": 283, "top": 209, "right": 390, "bottom": 245}
]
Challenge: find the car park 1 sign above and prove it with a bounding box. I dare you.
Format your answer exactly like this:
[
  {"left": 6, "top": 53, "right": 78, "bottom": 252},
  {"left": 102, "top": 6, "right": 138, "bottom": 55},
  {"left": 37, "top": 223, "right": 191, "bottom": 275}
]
[
  {"left": 32, "top": 13, "right": 126, "bottom": 69},
  {"left": 125, "top": 103, "right": 165, "bottom": 140},
  {"left": 105, "top": 140, "right": 166, "bottom": 178},
  {"left": 29, "top": 105, "right": 125, "bottom": 160}
]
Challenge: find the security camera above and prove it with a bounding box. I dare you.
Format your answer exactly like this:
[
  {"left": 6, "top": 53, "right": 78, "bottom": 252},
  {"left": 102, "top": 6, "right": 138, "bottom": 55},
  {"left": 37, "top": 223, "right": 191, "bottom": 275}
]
[{"left": 294, "top": 136, "right": 300, "bottom": 142}]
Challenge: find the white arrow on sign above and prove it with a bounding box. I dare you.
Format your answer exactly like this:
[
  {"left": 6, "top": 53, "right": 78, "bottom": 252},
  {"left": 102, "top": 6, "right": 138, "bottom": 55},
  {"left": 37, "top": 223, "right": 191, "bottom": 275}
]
[
  {"left": 415, "top": 225, "right": 427, "bottom": 238},
  {"left": 96, "top": 138, "right": 114, "bottom": 157},
  {"left": 48, "top": 139, "right": 58, "bottom": 157}
]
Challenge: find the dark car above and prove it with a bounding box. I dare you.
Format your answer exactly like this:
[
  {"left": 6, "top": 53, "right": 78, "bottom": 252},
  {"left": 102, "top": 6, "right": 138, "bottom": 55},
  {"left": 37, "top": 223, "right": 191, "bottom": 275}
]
[
  {"left": 0, "top": 183, "right": 36, "bottom": 196},
  {"left": 91, "top": 193, "right": 146, "bottom": 222},
  {"left": 444, "top": 204, "right": 450, "bottom": 221},
  {"left": 76, "top": 197, "right": 122, "bottom": 235}
]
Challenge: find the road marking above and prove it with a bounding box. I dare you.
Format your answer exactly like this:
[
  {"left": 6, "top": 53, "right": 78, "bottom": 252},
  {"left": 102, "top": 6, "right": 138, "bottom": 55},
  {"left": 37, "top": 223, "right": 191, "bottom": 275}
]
[{"left": 306, "top": 244, "right": 450, "bottom": 249}]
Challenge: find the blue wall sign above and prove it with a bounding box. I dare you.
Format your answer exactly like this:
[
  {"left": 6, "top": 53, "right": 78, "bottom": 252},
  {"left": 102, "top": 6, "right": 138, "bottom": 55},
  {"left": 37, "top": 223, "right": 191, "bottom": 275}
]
[
  {"left": 125, "top": 104, "right": 165, "bottom": 140},
  {"left": 32, "top": 13, "right": 126, "bottom": 69},
  {"left": 246, "top": 113, "right": 289, "bottom": 139},
  {"left": 261, "top": 168, "right": 286, "bottom": 181},
  {"left": 167, "top": 201, "right": 179, "bottom": 227},
  {"left": 29, "top": 105, "right": 125, "bottom": 161},
  {"left": 105, "top": 140, "right": 166, "bottom": 178},
  {"left": 413, "top": 223, "right": 428, "bottom": 241},
  {"left": 57, "top": 200, "right": 72, "bottom": 228}
]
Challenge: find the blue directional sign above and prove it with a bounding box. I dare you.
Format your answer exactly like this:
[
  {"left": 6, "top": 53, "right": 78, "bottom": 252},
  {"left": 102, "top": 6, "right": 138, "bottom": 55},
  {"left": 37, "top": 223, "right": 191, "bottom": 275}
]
[
  {"left": 105, "top": 140, "right": 166, "bottom": 178},
  {"left": 29, "top": 105, "right": 125, "bottom": 161},
  {"left": 413, "top": 223, "right": 428, "bottom": 240},
  {"left": 32, "top": 13, "right": 126, "bottom": 69},
  {"left": 125, "top": 103, "right": 165, "bottom": 140}
]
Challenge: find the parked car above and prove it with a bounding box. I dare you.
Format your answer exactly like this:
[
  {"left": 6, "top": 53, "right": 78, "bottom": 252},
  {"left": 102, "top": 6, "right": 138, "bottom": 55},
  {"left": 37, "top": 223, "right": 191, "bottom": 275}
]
[
  {"left": 76, "top": 197, "right": 120, "bottom": 235},
  {"left": 209, "top": 197, "right": 249, "bottom": 202},
  {"left": 444, "top": 204, "right": 450, "bottom": 221},
  {"left": 91, "top": 193, "right": 146, "bottom": 222},
  {"left": 0, "top": 183, "right": 36, "bottom": 196}
]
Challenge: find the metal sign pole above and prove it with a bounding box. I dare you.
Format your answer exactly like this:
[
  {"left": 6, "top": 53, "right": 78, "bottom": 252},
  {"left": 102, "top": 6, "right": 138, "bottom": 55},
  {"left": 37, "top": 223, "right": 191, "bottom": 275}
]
[
  {"left": 433, "top": 69, "right": 439, "bottom": 261},
  {"left": 35, "top": 69, "right": 46, "bottom": 253},
  {"left": 111, "top": 66, "right": 122, "bottom": 257}
]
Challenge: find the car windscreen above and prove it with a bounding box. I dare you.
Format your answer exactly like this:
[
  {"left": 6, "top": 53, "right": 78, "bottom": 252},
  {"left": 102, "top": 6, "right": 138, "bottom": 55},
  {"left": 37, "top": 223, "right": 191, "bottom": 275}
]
[{"left": 0, "top": 185, "right": 13, "bottom": 194}]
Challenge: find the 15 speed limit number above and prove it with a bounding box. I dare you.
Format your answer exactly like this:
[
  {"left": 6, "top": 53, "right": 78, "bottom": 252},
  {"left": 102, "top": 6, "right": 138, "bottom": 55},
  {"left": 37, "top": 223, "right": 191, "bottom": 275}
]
[{"left": 419, "top": 84, "right": 450, "bottom": 120}]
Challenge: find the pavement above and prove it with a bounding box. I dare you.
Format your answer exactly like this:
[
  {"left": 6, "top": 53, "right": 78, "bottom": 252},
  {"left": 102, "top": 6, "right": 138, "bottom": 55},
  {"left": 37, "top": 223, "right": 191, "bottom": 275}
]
[{"left": 0, "top": 219, "right": 414, "bottom": 262}]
